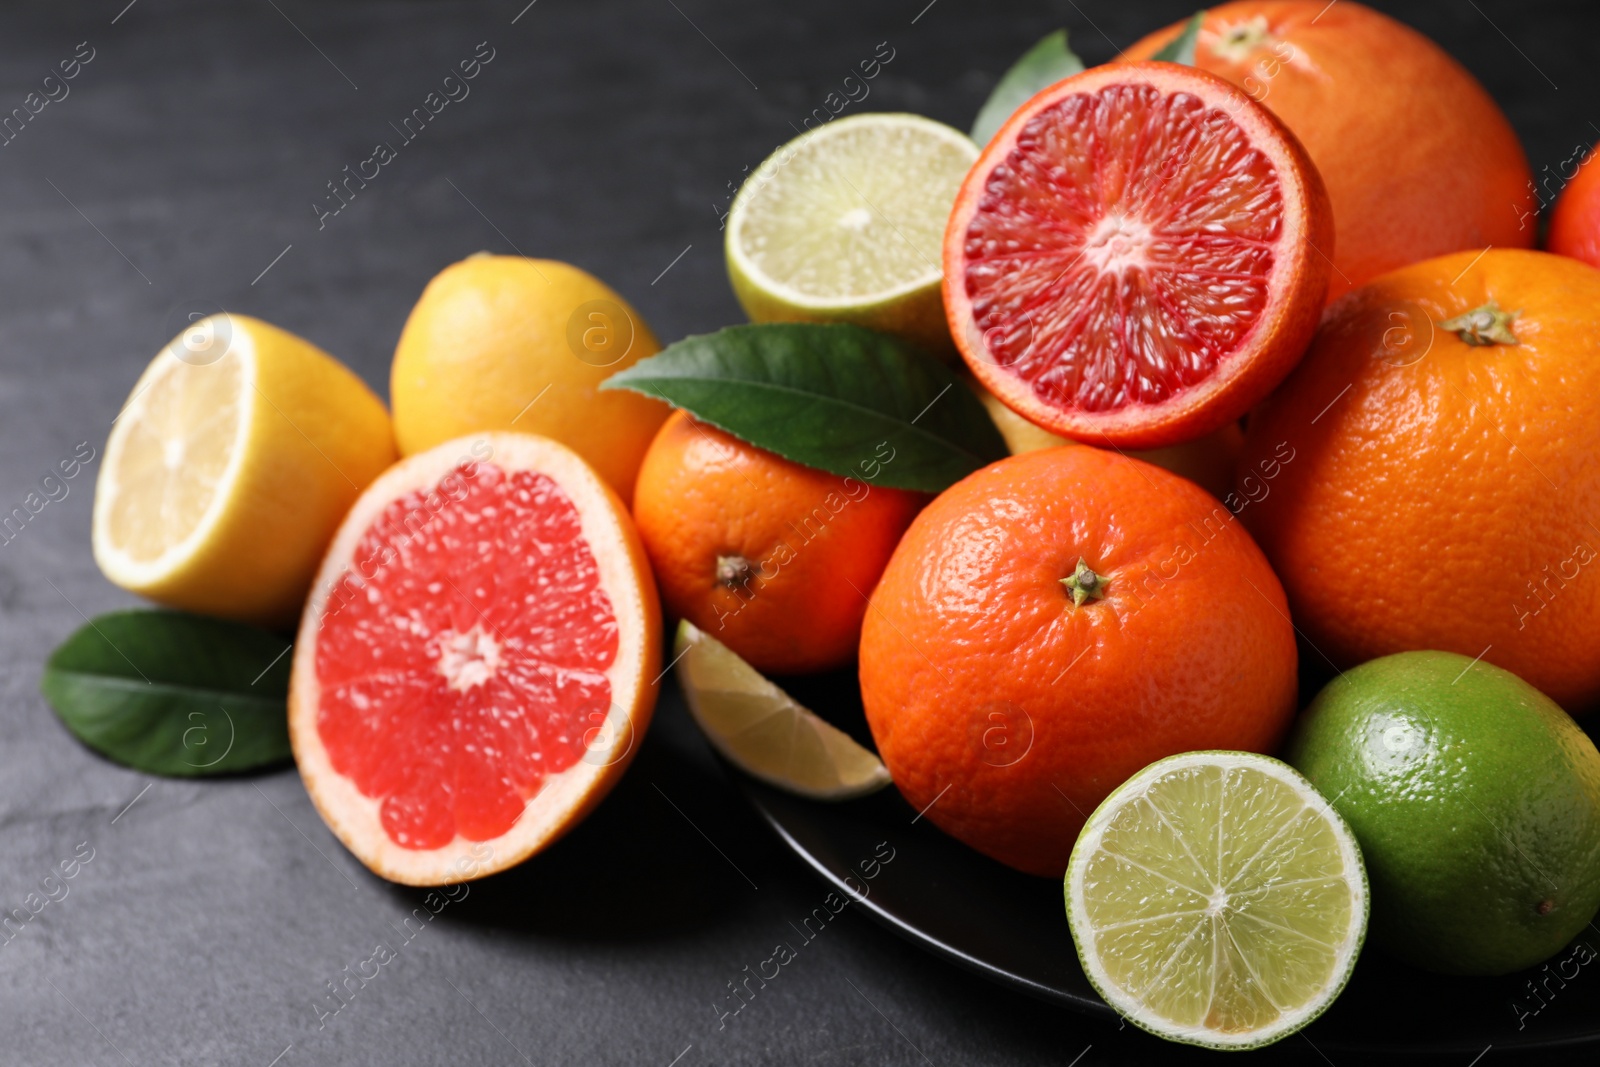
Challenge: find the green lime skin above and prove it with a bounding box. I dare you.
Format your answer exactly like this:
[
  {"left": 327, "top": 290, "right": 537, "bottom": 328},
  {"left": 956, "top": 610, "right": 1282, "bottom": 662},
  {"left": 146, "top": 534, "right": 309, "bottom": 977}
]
[{"left": 1287, "top": 650, "right": 1600, "bottom": 976}]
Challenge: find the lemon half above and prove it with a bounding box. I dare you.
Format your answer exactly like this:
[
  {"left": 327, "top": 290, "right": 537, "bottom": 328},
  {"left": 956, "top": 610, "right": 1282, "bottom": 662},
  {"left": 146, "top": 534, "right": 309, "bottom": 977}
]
[{"left": 93, "top": 314, "right": 395, "bottom": 625}]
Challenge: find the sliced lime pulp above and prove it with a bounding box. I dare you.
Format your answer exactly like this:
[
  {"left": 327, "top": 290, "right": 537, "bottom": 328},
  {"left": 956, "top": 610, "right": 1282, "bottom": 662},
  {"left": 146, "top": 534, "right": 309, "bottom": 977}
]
[
  {"left": 725, "top": 112, "right": 977, "bottom": 354},
  {"left": 1065, "top": 751, "right": 1368, "bottom": 1049}
]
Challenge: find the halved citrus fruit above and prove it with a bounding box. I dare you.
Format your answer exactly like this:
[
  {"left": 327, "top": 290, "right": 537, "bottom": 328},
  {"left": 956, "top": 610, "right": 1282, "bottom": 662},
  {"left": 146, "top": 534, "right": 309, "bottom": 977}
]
[
  {"left": 674, "top": 621, "right": 891, "bottom": 800},
  {"left": 727, "top": 113, "right": 978, "bottom": 357},
  {"left": 289, "top": 432, "right": 660, "bottom": 886},
  {"left": 1066, "top": 751, "right": 1368, "bottom": 1049},
  {"left": 93, "top": 313, "right": 396, "bottom": 626},
  {"left": 945, "top": 61, "right": 1332, "bottom": 449}
]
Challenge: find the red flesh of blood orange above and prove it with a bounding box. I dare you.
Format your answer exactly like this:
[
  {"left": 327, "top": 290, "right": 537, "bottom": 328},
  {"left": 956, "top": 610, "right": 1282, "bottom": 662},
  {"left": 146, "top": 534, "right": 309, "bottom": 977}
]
[
  {"left": 290, "top": 433, "right": 660, "bottom": 886},
  {"left": 946, "top": 62, "right": 1332, "bottom": 449}
]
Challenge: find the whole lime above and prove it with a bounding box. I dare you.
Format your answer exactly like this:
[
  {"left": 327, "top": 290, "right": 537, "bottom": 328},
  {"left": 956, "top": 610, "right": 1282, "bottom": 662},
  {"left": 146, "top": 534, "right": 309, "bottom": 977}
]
[{"left": 1287, "top": 650, "right": 1600, "bottom": 975}]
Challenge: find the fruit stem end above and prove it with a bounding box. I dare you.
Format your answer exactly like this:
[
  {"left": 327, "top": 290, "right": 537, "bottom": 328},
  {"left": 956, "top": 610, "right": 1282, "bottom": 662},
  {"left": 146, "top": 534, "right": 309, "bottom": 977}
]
[
  {"left": 1061, "top": 558, "right": 1111, "bottom": 607},
  {"left": 1439, "top": 301, "right": 1520, "bottom": 346},
  {"left": 716, "top": 554, "right": 754, "bottom": 589}
]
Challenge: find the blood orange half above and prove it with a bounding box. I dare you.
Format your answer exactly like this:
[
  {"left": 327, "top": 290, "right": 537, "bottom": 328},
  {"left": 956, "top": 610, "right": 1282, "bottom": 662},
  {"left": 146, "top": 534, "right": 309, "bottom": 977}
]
[
  {"left": 945, "top": 61, "right": 1332, "bottom": 449},
  {"left": 289, "top": 432, "right": 660, "bottom": 886}
]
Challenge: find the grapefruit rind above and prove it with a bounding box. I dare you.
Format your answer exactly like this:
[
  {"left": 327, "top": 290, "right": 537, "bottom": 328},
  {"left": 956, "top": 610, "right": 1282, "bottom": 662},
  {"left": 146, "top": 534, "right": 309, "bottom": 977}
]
[
  {"left": 1065, "top": 751, "right": 1368, "bottom": 1050},
  {"left": 945, "top": 62, "right": 1332, "bottom": 449},
  {"left": 289, "top": 432, "right": 660, "bottom": 886}
]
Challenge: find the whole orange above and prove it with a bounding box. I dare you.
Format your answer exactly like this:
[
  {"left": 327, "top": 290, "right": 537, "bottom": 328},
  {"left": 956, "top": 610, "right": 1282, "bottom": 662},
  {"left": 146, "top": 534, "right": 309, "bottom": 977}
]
[
  {"left": 1547, "top": 142, "right": 1600, "bottom": 268},
  {"left": 859, "top": 447, "right": 1297, "bottom": 878},
  {"left": 1237, "top": 249, "right": 1600, "bottom": 712},
  {"left": 1125, "top": 1, "right": 1534, "bottom": 301},
  {"left": 633, "top": 411, "right": 923, "bottom": 675}
]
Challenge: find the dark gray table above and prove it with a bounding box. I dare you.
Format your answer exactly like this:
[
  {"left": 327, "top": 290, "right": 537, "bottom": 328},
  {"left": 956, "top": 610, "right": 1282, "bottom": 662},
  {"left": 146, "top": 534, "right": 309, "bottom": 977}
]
[{"left": 1, "top": 2, "right": 1590, "bottom": 1063}]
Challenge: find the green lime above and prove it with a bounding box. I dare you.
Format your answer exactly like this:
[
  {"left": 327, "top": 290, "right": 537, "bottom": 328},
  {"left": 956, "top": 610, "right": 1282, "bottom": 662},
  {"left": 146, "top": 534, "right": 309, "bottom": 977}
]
[
  {"left": 725, "top": 113, "right": 976, "bottom": 357},
  {"left": 1065, "top": 751, "right": 1368, "bottom": 1050},
  {"left": 1287, "top": 650, "right": 1600, "bottom": 975}
]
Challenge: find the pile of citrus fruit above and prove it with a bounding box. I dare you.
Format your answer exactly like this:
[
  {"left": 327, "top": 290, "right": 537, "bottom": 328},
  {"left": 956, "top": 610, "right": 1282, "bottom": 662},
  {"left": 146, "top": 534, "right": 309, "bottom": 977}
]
[{"left": 58, "top": 0, "right": 1600, "bottom": 1053}]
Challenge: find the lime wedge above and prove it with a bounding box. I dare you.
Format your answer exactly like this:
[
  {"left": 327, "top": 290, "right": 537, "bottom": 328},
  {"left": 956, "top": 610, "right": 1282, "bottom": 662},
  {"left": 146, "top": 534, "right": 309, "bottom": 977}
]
[
  {"left": 674, "top": 621, "right": 891, "bottom": 800},
  {"left": 725, "top": 113, "right": 977, "bottom": 356},
  {"left": 1065, "top": 752, "right": 1368, "bottom": 1050}
]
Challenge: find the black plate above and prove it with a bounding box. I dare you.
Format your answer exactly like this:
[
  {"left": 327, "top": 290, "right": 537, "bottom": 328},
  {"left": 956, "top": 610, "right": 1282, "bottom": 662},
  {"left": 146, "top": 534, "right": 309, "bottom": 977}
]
[{"left": 732, "top": 672, "right": 1600, "bottom": 1058}]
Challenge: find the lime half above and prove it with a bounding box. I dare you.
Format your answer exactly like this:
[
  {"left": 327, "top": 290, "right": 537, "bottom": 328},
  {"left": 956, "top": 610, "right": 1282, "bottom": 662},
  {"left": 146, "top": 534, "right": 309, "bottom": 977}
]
[
  {"left": 1065, "top": 751, "right": 1368, "bottom": 1050},
  {"left": 674, "top": 621, "right": 891, "bottom": 800},
  {"left": 726, "top": 113, "right": 977, "bottom": 356}
]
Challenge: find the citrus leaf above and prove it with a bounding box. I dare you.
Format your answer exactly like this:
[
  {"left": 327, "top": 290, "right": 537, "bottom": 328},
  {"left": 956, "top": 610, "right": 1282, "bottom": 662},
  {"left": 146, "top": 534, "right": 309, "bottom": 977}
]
[
  {"left": 601, "top": 323, "right": 1008, "bottom": 492},
  {"left": 1152, "top": 10, "right": 1206, "bottom": 64},
  {"left": 971, "top": 29, "right": 1085, "bottom": 146},
  {"left": 40, "top": 610, "right": 293, "bottom": 777}
]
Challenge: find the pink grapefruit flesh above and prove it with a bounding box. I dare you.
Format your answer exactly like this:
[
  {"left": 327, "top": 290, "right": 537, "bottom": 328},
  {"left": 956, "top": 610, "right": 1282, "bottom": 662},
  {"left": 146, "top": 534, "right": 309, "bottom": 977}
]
[
  {"left": 945, "top": 62, "right": 1332, "bottom": 449},
  {"left": 290, "top": 432, "right": 660, "bottom": 886}
]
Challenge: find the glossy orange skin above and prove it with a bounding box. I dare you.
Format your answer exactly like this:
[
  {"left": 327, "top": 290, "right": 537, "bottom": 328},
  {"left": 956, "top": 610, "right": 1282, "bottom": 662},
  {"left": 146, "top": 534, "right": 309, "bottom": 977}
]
[
  {"left": 633, "top": 411, "right": 923, "bottom": 675},
  {"left": 1548, "top": 143, "right": 1600, "bottom": 268},
  {"left": 1238, "top": 249, "right": 1600, "bottom": 712},
  {"left": 1126, "top": 1, "right": 1534, "bottom": 302},
  {"left": 859, "top": 447, "right": 1297, "bottom": 877}
]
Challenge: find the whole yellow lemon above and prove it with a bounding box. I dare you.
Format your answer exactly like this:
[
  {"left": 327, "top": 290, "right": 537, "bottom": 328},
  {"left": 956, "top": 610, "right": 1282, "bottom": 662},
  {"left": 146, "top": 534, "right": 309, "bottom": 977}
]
[{"left": 391, "top": 254, "right": 670, "bottom": 502}]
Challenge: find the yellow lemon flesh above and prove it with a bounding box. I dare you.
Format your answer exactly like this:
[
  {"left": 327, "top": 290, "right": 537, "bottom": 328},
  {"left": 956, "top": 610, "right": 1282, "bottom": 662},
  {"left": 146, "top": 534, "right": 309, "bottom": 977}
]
[
  {"left": 675, "top": 621, "right": 891, "bottom": 801},
  {"left": 390, "top": 254, "right": 671, "bottom": 504},
  {"left": 93, "top": 314, "right": 396, "bottom": 626}
]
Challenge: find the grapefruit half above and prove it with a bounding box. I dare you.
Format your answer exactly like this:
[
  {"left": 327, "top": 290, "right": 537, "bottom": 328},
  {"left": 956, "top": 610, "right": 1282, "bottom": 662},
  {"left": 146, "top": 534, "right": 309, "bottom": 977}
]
[
  {"left": 290, "top": 432, "right": 661, "bottom": 886},
  {"left": 945, "top": 61, "right": 1332, "bottom": 449}
]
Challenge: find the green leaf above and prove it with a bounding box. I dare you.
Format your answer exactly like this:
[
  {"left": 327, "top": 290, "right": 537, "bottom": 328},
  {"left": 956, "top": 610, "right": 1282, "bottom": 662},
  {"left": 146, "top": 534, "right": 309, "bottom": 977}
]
[
  {"left": 40, "top": 610, "right": 293, "bottom": 777},
  {"left": 601, "top": 324, "right": 1008, "bottom": 493},
  {"left": 971, "top": 29, "right": 1085, "bottom": 146},
  {"left": 1152, "top": 10, "right": 1206, "bottom": 65}
]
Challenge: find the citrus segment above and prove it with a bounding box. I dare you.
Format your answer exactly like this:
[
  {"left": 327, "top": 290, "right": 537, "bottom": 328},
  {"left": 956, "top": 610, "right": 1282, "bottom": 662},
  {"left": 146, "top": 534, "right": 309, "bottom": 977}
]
[
  {"left": 290, "top": 432, "right": 660, "bottom": 885},
  {"left": 93, "top": 314, "right": 396, "bottom": 626},
  {"left": 727, "top": 113, "right": 978, "bottom": 356},
  {"left": 1066, "top": 752, "right": 1367, "bottom": 1049},
  {"left": 674, "top": 622, "right": 890, "bottom": 800},
  {"left": 945, "top": 62, "right": 1331, "bottom": 448}
]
